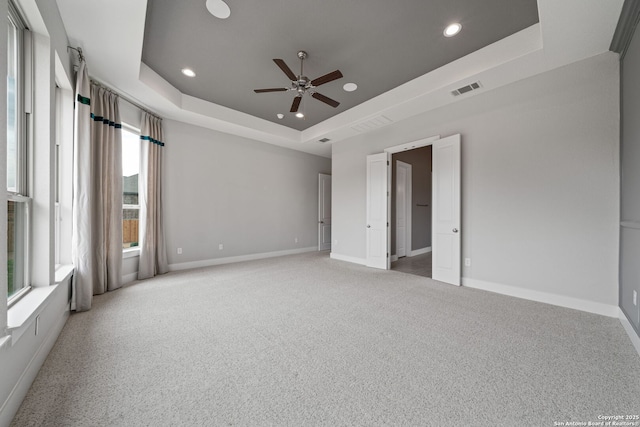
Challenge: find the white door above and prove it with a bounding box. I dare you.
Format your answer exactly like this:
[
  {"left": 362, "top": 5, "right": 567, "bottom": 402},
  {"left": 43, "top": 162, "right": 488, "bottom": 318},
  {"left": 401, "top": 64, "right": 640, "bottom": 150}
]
[
  {"left": 318, "top": 174, "right": 332, "bottom": 251},
  {"left": 366, "top": 153, "right": 390, "bottom": 269},
  {"left": 432, "top": 134, "right": 461, "bottom": 285},
  {"left": 396, "top": 161, "right": 412, "bottom": 258}
]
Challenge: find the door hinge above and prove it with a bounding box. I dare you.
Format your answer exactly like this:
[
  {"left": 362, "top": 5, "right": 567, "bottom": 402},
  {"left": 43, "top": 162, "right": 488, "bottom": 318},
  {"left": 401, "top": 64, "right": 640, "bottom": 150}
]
[
  {"left": 387, "top": 252, "right": 389, "bottom": 257},
  {"left": 387, "top": 161, "right": 389, "bottom": 166},
  {"left": 387, "top": 222, "right": 389, "bottom": 227}
]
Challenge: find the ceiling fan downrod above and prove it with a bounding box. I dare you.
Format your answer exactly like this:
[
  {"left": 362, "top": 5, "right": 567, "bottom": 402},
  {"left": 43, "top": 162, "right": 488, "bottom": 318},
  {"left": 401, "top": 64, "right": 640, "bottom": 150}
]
[{"left": 297, "top": 51, "right": 309, "bottom": 95}]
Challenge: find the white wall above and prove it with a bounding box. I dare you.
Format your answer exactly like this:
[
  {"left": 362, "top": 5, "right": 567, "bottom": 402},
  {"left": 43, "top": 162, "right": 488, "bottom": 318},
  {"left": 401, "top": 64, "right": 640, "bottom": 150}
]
[
  {"left": 0, "top": 277, "right": 70, "bottom": 427},
  {"left": 332, "top": 52, "right": 620, "bottom": 308},
  {"left": 163, "top": 120, "right": 331, "bottom": 268},
  {"left": 0, "top": 0, "right": 74, "bottom": 424}
]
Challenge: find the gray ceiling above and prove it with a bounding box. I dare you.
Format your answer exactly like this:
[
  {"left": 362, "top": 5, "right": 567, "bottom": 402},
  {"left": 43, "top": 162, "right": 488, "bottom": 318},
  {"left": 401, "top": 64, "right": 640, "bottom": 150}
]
[{"left": 142, "top": 0, "right": 539, "bottom": 131}]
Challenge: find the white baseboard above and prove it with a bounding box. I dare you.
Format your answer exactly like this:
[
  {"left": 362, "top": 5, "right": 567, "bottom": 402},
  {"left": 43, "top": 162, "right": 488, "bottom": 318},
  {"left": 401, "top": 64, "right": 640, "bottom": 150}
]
[
  {"left": 122, "top": 272, "right": 139, "bottom": 285},
  {"left": 619, "top": 308, "right": 640, "bottom": 358},
  {"left": 461, "top": 277, "right": 619, "bottom": 318},
  {"left": 168, "top": 246, "right": 317, "bottom": 272},
  {"left": 0, "top": 296, "right": 69, "bottom": 426},
  {"left": 330, "top": 252, "right": 367, "bottom": 266},
  {"left": 409, "top": 247, "right": 431, "bottom": 257}
]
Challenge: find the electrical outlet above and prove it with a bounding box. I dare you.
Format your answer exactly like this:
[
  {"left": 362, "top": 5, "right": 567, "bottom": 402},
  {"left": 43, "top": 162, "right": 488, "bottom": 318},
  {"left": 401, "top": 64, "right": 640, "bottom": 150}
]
[
  {"left": 634, "top": 290, "right": 638, "bottom": 306},
  {"left": 177, "top": 248, "right": 182, "bottom": 255},
  {"left": 294, "top": 237, "right": 298, "bottom": 244},
  {"left": 464, "top": 258, "right": 471, "bottom": 267},
  {"left": 219, "top": 244, "right": 224, "bottom": 250}
]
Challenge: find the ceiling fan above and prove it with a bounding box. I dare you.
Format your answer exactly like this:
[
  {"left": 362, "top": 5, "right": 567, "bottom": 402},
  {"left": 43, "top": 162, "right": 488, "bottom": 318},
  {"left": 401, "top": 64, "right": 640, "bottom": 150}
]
[{"left": 254, "top": 51, "right": 343, "bottom": 116}]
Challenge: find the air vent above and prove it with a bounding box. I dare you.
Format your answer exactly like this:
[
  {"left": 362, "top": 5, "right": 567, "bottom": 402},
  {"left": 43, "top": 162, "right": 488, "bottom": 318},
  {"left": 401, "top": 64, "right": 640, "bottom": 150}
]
[
  {"left": 318, "top": 138, "right": 331, "bottom": 143},
  {"left": 451, "top": 81, "right": 482, "bottom": 97},
  {"left": 351, "top": 115, "right": 393, "bottom": 133}
]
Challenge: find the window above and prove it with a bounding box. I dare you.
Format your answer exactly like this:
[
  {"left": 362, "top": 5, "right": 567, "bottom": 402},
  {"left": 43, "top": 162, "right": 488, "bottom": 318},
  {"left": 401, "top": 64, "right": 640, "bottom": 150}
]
[
  {"left": 7, "top": 3, "right": 30, "bottom": 301},
  {"left": 122, "top": 126, "right": 140, "bottom": 250}
]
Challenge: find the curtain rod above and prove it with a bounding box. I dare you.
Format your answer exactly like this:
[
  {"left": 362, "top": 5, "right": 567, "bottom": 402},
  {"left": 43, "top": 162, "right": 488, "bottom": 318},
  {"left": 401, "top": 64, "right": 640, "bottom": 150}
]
[
  {"left": 90, "top": 78, "right": 162, "bottom": 120},
  {"left": 67, "top": 45, "right": 162, "bottom": 120},
  {"left": 67, "top": 46, "right": 84, "bottom": 62}
]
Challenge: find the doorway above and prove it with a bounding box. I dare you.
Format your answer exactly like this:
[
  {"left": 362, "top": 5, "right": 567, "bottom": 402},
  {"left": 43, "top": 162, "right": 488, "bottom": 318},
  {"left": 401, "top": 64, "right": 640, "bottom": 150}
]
[
  {"left": 391, "top": 147, "right": 432, "bottom": 278},
  {"left": 318, "top": 173, "right": 331, "bottom": 251},
  {"left": 365, "top": 134, "right": 461, "bottom": 286}
]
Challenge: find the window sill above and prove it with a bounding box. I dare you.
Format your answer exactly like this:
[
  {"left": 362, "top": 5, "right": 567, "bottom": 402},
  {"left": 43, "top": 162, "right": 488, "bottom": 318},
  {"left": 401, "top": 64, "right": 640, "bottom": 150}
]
[
  {"left": 123, "top": 247, "right": 141, "bottom": 259},
  {"left": 7, "top": 285, "right": 58, "bottom": 346},
  {"left": 6, "top": 264, "right": 74, "bottom": 347},
  {"left": 55, "top": 264, "right": 74, "bottom": 284}
]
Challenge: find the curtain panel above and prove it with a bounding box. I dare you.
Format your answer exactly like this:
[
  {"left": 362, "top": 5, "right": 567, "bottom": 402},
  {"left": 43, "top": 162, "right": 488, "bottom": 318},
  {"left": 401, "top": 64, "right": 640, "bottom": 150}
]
[
  {"left": 71, "top": 69, "right": 123, "bottom": 311},
  {"left": 138, "top": 112, "right": 169, "bottom": 279}
]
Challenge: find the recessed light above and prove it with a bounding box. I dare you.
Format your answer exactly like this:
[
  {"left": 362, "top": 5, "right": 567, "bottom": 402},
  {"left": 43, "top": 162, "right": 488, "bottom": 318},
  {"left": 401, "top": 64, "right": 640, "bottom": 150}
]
[
  {"left": 277, "top": 113, "right": 284, "bottom": 119},
  {"left": 295, "top": 112, "right": 304, "bottom": 118},
  {"left": 343, "top": 82, "right": 358, "bottom": 92},
  {"left": 181, "top": 68, "right": 196, "bottom": 77},
  {"left": 206, "top": 0, "right": 231, "bottom": 19},
  {"left": 444, "top": 23, "right": 462, "bottom": 37}
]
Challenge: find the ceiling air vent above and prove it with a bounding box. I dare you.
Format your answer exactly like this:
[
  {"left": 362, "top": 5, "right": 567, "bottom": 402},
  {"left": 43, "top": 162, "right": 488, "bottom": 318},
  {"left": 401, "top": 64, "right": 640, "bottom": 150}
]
[
  {"left": 351, "top": 115, "right": 393, "bottom": 133},
  {"left": 318, "top": 138, "right": 331, "bottom": 143},
  {"left": 451, "top": 81, "right": 482, "bottom": 97}
]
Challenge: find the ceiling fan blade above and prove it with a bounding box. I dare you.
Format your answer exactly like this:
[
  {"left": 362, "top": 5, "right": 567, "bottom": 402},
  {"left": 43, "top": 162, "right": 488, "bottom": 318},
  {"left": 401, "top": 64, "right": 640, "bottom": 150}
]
[
  {"left": 254, "top": 88, "right": 288, "bottom": 93},
  {"left": 311, "top": 70, "right": 343, "bottom": 87},
  {"left": 312, "top": 92, "right": 340, "bottom": 108},
  {"left": 290, "top": 96, "right": 302, "bottom": 113},
  {"left": 273, "top": 59, "right": 297, "bottom": 81}
]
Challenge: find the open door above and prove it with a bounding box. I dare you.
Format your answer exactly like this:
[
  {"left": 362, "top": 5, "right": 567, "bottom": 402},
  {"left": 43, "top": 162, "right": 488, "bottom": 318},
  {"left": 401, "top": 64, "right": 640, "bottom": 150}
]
[
  {"left": 395, "top": 160, "right": 412, "bottom": 258},
  {"left": 318, "top": 174, "right": 332, "bottom": 251},
  {"left": 432, "top": 134, "right": 461, "bottom": 285},
  {"left": 366, "top": 152, "right": 390, "bottom": 269}
]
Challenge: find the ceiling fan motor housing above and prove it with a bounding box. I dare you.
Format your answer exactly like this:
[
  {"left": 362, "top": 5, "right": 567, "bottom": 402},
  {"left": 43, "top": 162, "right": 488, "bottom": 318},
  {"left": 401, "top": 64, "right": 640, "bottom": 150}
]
[{"left": 296, "top": 77, "right": 310, "bottom": 94}]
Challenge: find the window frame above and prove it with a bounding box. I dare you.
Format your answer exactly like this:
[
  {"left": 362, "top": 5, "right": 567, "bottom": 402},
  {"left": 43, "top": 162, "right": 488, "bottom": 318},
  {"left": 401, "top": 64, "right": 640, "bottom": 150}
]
[
  {"left": 121, "top": 123, "right": 141, "bottom": 253},
  {"left": 7, "top": 1, "right": 31, "bottom": 305}
]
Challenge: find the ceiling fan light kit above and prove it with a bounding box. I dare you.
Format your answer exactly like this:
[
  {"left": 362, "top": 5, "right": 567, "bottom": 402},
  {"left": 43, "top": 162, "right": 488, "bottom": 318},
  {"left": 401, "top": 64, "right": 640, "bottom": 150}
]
[{"left": 254, "top": 50, "right": 344, "bottom": 119}]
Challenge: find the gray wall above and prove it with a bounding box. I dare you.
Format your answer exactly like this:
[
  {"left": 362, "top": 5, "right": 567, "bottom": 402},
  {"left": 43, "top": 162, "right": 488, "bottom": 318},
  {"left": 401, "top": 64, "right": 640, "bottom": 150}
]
[
  {"left": 391, "top": 147, "right": 432, "bottom": 255},
  {"left": 162, "top": 119, "right": 331, "bottom": 267},
  {"left": 332, "top": 52, "right": 619, "bottom": 306},
  {"left": 620, "top": 21, "right": 640, "bottom": 337}
]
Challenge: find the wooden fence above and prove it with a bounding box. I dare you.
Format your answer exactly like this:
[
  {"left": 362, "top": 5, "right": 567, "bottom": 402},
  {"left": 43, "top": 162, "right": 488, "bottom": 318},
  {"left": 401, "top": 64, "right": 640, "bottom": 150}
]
[{"left": 123, "top": 219, "right": 139, "bottom": 248}]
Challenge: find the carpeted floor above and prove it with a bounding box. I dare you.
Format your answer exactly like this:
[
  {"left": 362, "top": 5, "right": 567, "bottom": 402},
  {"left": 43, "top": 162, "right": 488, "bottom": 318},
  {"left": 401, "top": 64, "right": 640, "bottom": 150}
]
[{"left": 11, "top": 252, "right": 640, "bottom": 426}]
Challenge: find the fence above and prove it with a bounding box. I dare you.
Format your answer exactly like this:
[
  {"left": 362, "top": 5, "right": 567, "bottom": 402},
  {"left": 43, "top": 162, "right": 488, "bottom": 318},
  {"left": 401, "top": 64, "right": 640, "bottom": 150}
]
[{"left": 123, "top": 219, "right": 139, "bottom": 248}]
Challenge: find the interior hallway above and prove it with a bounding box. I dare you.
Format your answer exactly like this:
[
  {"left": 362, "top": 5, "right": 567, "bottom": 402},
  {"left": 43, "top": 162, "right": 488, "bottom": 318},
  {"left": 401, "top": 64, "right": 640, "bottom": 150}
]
[{"left": 391, "top": 251, "right": 432, "bottom": 278}]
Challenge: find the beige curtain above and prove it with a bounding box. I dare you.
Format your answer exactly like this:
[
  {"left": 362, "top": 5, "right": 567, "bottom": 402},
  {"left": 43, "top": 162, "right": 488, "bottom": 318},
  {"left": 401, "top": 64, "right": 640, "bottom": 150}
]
[
  {"left": 71, "top": 77, "right": 123, "bottom": 311},
  {"left": 137, "top": 113, "right": 169, "bottom": 279}
]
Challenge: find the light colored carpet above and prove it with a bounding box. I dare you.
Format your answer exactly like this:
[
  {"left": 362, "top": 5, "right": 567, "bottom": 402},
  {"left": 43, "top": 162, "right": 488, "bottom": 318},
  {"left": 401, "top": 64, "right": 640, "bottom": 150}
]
[{"left": 11, "top": 252, "right": 640, "bottom": 426}]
